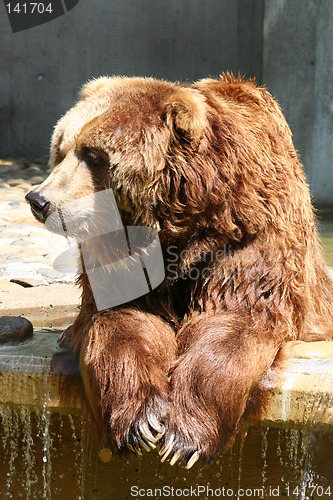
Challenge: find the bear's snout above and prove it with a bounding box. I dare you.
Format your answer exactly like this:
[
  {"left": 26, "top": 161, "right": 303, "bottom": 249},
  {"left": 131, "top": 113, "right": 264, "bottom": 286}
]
[{"left": 25, "top": 189, "right": 51, "bottom": 223}]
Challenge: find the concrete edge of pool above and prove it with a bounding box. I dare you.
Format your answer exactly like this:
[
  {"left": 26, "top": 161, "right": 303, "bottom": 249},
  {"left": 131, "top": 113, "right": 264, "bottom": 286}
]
[
  {"left": 0, "top": 330, "right": 331, "bottom": 430},
  {"left": 0, "top": 283, "right": 332, "bottom": 430}
]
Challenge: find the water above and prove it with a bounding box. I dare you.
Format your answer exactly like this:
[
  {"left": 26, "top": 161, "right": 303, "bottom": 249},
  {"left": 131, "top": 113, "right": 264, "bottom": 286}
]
[
  {"left": 41, "top": 376, "right": 52, "bottom": 500},
  {"left": 0, "top": 408, "right": 86, "bottom": 499},
  {"left": 0, "top": 330, "right": 85, "bottom": 498},
  {"left": 20, "top": 408, "right": 37, "bottom": 499},
  {"left": 0, "top": 330, "right": 59, "bottom": 374},
  {"left": 1, "top": 411, "right": 330, "bottom": 498}
]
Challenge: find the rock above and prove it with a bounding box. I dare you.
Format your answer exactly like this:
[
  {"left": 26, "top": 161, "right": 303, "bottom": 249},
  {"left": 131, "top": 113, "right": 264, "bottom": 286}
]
[
  {"left": 30, "top": 176, "right": 46, "bottom": 184},
  {"left": 7, "top": 180, "right": 26, "bottom": 187},
  {"left": 10, "top": 278, "right": 44, "bottom": 288},
  {"left": 37, "top": 268, "right": 66, "bottom": 279},
  {"left": 14, "top": 183, "right": 32, "bottom": 191},
  {"left": 0, "top": 238, "right": 17, "bottom": 245},
  {"left": 5, "top": 262, "right": 37, "bottom": 273},
  {"left": 0, "top": 316, "right": 33, "bottom": 343},
  {"left": 25, "top": 165, "right": 42, "bottom": 173},
  {"left": 290, "top": 340, "right": 333, "bottom": 359},
  {"left": 10, "top": 239, "right": 32, "bottom": 247}
]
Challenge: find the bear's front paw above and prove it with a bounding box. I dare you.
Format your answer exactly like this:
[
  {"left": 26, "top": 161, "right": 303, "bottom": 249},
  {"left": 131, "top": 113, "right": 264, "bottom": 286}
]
[
  {"left": 79, "top": 309, "right": 177, "bottom": 456},
  {"left": 159, "top": 400, "right": 221, "bottom": 469},
  {"left": 110, "top": 391, "right": 169, "bottom": 457}
]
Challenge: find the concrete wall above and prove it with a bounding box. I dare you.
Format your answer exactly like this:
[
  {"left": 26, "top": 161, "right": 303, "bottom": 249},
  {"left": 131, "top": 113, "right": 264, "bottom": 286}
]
[
  {"left": 262, "top": 0, "right": 333, "bottom": 205},
  {"left": 0, "top": 0, "right": 263, "bottom": 159},
  {"left": 1, "top": 0, "right": 333, "bottom": 204}
]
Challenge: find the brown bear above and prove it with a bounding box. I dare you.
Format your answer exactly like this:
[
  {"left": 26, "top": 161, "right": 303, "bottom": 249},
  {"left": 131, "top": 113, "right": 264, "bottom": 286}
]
[{"left": 26, "top": 73, "right": 333, "bottom": 468}]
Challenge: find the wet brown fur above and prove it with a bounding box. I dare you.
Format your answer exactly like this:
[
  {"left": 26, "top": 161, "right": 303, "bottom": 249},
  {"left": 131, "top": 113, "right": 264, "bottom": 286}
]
[{"left": 31, "top": 73, "right": 333, "bottom": 464}]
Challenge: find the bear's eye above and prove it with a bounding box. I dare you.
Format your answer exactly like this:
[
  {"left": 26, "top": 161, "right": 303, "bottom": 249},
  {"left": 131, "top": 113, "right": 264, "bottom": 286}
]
[
  {"left": 83, "top": 148, "right": 99, "bottom": 165},
  {"left": 81, "top": 147, "right": 107, "bottom": 167}
]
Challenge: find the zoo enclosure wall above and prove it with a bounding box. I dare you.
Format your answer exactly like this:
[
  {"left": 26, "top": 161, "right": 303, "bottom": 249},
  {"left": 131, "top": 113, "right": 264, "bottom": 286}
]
[{"left": 1, "top": 0, "right": 333, "bottom": 204}]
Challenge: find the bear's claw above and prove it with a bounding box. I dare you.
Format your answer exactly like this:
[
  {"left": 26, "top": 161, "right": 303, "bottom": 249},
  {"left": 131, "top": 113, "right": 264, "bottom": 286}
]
[
  {"left": 147, "top": 413, "right": 165, "bottom": 434},
  {"left": 159, "top": 434, "right": 175, "bottom": 462},
  {"left": 169, "top": 450, "right": 182, "bottom": 466},
  {"left": 160, "top": 440, "right": 201, "bottom": 469},
  {"left": 139, "top": 421, "right": 159, "bottom": 445},
  {"left": 161, "top": 445, "right": 201, "bottom": 469},
  {"left": 185, "top": 451, "right": 201, "bottom": 469},
  {"left": 126, "top": 411, "right": 166, "bottom": 456},
  {"left": 159, "top": 432, "right": 202, "bottom": 468},
  {"left": 127, "top": 443, "right": 143, "bottom": 457},
  {"left": 137, "top": 412, "right": 166, "bottom": 452},
  {"left": 138, "top": 436, "right": 154, "bottom": 452}
]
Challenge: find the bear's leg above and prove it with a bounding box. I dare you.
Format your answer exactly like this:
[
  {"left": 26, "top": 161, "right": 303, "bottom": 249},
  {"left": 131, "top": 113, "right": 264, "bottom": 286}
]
[
  {"left": 163, "top": 312, "right": 282, "bottom": 467},
  {"left": 78, "top": 308, "right": 176, "bottom": 454}
]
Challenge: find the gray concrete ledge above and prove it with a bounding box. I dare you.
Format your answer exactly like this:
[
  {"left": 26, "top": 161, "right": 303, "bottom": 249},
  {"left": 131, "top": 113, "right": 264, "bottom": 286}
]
[
  {"left": 0, "top": 332, "right": 332, "bottom": 429},
  {"left": 261, "top": 356, "right": 333, "bottom": 428}
]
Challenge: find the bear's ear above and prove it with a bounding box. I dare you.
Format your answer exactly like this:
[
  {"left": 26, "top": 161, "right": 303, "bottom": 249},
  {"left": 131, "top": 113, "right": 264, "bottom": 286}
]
[
  {"left": 79, "top": 77, "right": 113, "bottom": 99},
  {"left": 164, "top": 88, "right": 208, "bottom": 143}
]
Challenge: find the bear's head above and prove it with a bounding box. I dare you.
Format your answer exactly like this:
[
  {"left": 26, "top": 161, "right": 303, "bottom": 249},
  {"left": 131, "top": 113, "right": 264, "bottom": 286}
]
[{"left": 26, "top": 75, "right": 309, "bottom": 262}]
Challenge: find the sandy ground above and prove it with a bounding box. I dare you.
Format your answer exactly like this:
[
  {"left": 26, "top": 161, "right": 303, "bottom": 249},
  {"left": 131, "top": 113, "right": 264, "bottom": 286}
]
[{"left": 0, "top": 158, "right": 80, "bottom": 326}]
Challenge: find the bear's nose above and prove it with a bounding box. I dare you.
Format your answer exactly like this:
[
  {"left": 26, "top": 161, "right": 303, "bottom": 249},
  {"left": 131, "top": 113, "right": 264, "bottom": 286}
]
[{"left": 25, "top": 190, "right": 51, "bottom": 222}]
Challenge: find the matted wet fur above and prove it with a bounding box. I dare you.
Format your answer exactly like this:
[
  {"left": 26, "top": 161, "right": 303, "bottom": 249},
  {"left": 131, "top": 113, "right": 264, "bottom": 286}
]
[{"left": 26, "top": 73, "right": 333, "bottom": 466}]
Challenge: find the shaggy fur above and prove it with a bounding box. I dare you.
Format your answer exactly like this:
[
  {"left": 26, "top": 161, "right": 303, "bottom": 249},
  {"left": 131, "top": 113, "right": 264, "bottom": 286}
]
[{"left": 26, "top": 73, "right": 333, "bottom": 465}]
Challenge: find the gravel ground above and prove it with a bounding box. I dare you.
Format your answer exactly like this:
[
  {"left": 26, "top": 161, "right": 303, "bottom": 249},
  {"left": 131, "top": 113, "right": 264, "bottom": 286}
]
[
  {"left": 0, "top": 158, "right": 77, "bottom": 286},
  {"left": 0, "top": 158, "right": 79, "bottom": 326}
]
